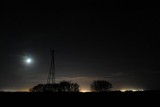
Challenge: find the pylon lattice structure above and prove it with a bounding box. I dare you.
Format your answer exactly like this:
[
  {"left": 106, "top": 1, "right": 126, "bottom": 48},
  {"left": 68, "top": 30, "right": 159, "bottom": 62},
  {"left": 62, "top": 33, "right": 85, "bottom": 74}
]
[{"left": 47, "top": 50, "right": 55, "bottom": 84}]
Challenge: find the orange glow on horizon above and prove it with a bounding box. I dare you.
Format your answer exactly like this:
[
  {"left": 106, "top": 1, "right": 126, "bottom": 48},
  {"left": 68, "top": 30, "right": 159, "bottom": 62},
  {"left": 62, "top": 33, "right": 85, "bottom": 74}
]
[{"left": 80, "top": 89, "right": 91, "bottom": 93}]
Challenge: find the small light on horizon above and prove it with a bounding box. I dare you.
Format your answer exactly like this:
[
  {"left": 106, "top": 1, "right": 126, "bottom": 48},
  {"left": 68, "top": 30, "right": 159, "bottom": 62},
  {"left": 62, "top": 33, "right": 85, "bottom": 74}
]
[
  {"left": 120, "top": 89, "right": 126, "bottom": 92},
  {"left": 1, "top": 89, "right": 29, "bottom": 92},
  {"left": 120, "top": 89, "right": 144, "bottom": 92},
  {"left": 80, "top": 89, "right": 90, "bottom": 93}
]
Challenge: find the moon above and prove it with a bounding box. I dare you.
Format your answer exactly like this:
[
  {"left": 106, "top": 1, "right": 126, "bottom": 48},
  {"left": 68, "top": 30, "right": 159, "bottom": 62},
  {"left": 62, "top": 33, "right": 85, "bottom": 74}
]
[{"left": 26, "top": 58, "right": 32, "bottom": 64}]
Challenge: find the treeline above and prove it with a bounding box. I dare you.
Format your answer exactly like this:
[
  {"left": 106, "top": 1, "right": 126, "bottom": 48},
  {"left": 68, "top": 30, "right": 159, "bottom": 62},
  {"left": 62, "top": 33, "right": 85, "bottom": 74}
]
[{"left": 30, "top": 80, "right": 112, "bottom": 92}]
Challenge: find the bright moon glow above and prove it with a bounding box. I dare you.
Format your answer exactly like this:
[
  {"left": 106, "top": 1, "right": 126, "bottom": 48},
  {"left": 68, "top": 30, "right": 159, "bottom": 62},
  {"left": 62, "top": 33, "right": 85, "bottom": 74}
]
[{"left": 26, "top": 58, "right": 32, "bottom": 63}]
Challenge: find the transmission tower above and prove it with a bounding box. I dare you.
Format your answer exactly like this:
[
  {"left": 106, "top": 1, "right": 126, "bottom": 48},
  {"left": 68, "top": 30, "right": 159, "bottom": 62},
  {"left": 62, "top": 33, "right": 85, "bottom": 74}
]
[{"left": 47, "top": 50, "right": 55, "bottom": 84}]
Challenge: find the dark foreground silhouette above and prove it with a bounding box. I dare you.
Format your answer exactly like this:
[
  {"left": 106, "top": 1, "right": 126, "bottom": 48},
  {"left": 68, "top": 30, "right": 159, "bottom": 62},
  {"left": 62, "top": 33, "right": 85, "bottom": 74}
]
[{"left": 0, "top": 91, "right": 160, "bottom": 106}]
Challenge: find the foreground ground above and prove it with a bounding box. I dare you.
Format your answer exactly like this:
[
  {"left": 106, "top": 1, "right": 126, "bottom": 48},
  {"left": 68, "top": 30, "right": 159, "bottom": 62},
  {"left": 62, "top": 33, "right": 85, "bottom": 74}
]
[{"left": 0, "top": 91, "right": 160, "bottom": 106}]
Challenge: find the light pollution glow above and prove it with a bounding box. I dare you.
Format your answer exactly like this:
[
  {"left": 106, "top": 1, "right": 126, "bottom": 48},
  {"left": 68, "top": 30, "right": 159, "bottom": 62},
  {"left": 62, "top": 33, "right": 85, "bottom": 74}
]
[{"left": 120, "top": 89, "right": 144, "bottom": 92}]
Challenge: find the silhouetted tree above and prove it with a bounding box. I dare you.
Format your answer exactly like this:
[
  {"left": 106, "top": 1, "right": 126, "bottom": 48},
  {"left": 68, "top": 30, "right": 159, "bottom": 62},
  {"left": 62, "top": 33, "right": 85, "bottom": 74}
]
[
  {"left": 71, "top": 83, "right": 79, "bottom": 92},
  {"left": 90, "top": 80, "right": 112, "bottom": 92},
  {"left": 29, "top": 84, "right": 45, "bottom": 92},
  {"left": 42, "top": 83, "right": 60, "bottom": 92},
  {"left": 59, "top": 81, "right": 80, "bottom": 92},
  {"left": 59, "top": 81, "right": 71, "bottom": 92},
  {"left": 30, "top": 81, "right": 80, "bottom": 92}
]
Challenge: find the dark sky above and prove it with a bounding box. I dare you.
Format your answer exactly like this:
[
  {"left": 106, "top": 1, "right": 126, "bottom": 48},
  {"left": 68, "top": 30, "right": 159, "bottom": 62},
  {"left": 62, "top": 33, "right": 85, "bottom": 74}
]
[{"left": 0, "top": 1, "right": 160, "bottom": 91}]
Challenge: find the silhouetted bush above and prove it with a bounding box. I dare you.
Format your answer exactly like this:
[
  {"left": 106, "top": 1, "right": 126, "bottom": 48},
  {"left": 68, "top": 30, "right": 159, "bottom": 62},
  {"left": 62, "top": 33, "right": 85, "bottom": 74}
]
[{"left": 90, "top": 80, "right": 112, "bottom": 92}]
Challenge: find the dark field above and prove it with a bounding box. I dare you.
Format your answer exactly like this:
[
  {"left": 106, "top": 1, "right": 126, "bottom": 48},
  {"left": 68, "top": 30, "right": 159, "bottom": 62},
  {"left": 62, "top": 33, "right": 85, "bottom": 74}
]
[{"left": 0, "top": 91, "right": 160, "bottom": 106}]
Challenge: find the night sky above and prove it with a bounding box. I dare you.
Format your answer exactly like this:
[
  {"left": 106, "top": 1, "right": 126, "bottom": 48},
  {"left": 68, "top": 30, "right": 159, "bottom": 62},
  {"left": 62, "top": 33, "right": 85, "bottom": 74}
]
[{"left": 1, "top": 1, "right": 160, "bottom": 91}]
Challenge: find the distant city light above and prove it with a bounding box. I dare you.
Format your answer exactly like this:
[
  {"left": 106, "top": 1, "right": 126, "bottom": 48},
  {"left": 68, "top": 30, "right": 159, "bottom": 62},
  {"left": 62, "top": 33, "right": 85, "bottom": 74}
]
[
  {"left": 2, "top": 90, "right": 16, "bottom": 92},
  {"left": 80, "top": 89, "right": 90, "bottom": 93},
  {"left": 2, "top": 89, "right": 29, "bottom": 92},
  {"left": 120, "top": 89, "right": 126, "bottom": 92},
  {"left": 120, "top": 89, "right": 144, "bottom": 92}
]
